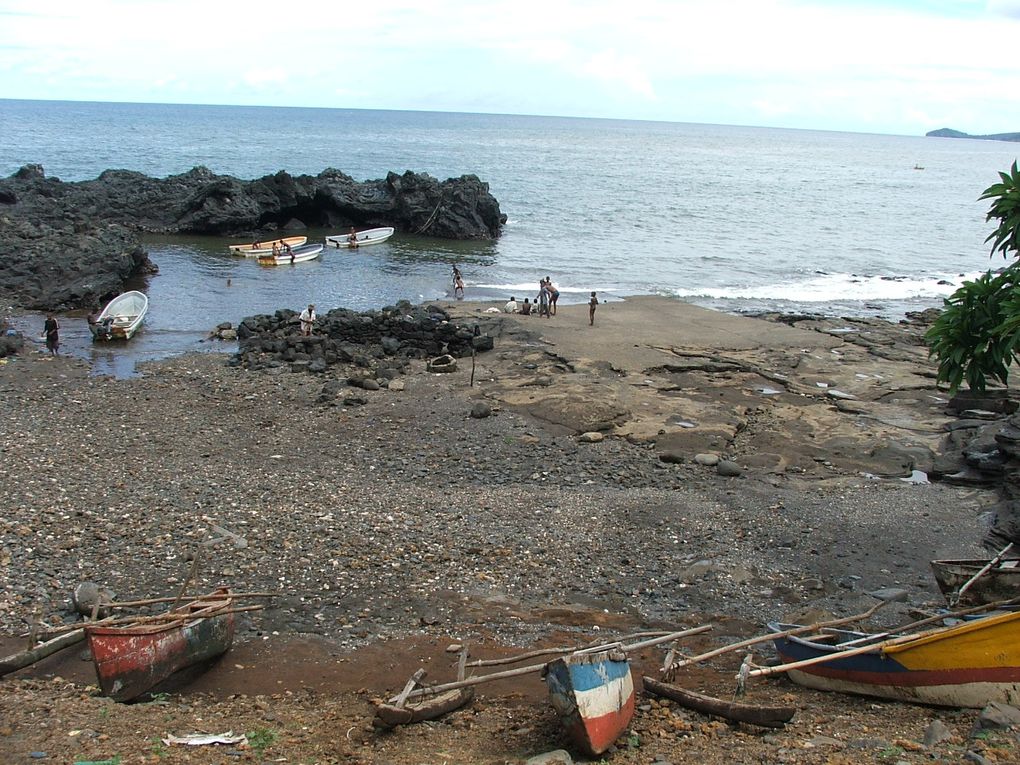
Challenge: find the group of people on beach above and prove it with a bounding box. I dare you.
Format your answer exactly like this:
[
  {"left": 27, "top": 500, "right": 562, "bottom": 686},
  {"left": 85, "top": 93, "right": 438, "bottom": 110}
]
[{"left": 502, "top": 277, "right": 599, "bottom": 325}]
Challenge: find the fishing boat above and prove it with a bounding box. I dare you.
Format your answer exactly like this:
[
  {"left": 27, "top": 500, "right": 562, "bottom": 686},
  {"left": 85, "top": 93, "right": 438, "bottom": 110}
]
[
  {"left": 325, "top": 226, "right": 395, "bottom": 249},
  {"left": 544, "top": 648, "right": 635, "bottom": 756},
  {"left": 768, "top": 609, "right": 1020, "bottom": 707},
  {"left": 256, "top": 243, "right": 323, "bottom": 266},
  {"left": 931, "top": 557, "right": 1020, "bottom": 606},
  {"left": 228, "top": 235, "right": 307, "bottom": 256},
  {"left": 85, "top": 589, "right": 235, "bottom": 702},
  {"left": 89, "top": 290, "right": 149, "bottom": 341}
]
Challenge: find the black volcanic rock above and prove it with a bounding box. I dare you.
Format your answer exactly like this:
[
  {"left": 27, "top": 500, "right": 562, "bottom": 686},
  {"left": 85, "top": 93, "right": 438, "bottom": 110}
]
[
  {"left": 0, "top": 165, "right": 506, "bottom": 310},
  {"left": 0, "top": 214, "right": 156, "bottom": 311},
  {"left": 0, "top": 165, "right": 505, "bottom": 239}
]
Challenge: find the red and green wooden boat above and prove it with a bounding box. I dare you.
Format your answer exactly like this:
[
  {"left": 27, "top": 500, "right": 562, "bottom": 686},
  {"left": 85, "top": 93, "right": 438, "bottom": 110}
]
[{"left": 85, "top": 589, "right": 235, "bottom": 702}]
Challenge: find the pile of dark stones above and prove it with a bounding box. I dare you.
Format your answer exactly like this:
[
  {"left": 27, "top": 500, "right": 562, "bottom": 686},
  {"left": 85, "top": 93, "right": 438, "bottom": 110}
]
[{"left": 231, "top": 300, "right": 495, "bottom": 374}]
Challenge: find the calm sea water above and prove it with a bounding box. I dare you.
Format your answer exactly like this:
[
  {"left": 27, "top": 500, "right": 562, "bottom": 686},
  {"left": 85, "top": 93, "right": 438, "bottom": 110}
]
[{"left": 2, "top": 99, "right": 1018, "bottom": 372}]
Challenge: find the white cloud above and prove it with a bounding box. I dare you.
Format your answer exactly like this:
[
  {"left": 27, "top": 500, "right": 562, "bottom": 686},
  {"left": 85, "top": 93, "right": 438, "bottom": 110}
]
[{"left": 0, "top": 0, "right": 1018, "bottom": 134}]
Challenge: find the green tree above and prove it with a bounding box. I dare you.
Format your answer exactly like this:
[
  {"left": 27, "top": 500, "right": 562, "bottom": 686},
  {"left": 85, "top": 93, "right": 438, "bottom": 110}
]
[{"left": 926, "top": 161, "right": 1020, "bottom": 392}]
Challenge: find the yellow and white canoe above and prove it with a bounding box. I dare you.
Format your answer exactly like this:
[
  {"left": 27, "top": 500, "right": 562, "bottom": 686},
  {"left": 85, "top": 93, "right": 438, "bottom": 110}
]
[{"left": 228, "top": 235, "right": 307, "bottom": 256}]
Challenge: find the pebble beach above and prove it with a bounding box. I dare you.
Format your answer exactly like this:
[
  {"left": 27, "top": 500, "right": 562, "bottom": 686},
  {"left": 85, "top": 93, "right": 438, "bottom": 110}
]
[{"left": 1, "top": 296, "right": 1011, "bottom": 764}]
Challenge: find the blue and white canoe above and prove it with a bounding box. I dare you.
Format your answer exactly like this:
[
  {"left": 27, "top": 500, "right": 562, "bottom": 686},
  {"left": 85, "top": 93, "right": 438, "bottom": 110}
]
[{"left": 544, "top": 648, "right": 635, "bottom": 756}]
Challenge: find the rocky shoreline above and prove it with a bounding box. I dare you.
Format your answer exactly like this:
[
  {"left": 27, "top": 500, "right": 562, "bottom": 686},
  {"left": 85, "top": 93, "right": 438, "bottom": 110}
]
[
  {"left": 0, "top": 164, "right": 504, "bottom": 310},
  {"left": 2, "top": 296, "right": 1019, "bottom": 764}
]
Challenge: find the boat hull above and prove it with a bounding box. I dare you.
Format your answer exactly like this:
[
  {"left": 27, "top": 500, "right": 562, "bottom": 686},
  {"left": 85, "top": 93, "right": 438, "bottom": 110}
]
[
  {"left": 545, "top": 650, "right": 635, "bottom": 756},
  {"left": 86, "top": 594, "right": 234, "bottom": 702},
  {"left": 770, "top": 611, "right": 1020, "bottom": 708},
  {"left": 257, "top": 244, "right": 323, "bottom": 266},
  {"left": 931, "top": 558, "right": 1020, "bottom": 606},
  {"left": 89, "top": 290, "right": 148, "bottom": 341},
  {"left": 326, "top": 227, "right": 394, "bottom": 248},
  {"left": 229, "top": 235, "right": 307, "bottom": 255}
]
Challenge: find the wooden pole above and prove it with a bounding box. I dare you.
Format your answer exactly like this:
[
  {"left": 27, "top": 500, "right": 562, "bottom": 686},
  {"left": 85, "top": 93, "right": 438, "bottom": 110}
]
[
  {"left": 951, "top": 542, "right": 1015, "bottom": 606},
  {"left": 664, "top": 599, "right": 890, "bottom": 674},
  {"left": 0, "top": 630, "right": 86, "bottom": 677},
  {"left": 391, "top": 625, "right": 712, "bottom": 702}
]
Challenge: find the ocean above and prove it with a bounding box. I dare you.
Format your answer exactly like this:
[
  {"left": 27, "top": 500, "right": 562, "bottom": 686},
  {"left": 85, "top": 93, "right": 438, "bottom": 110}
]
[{"left": 2, "top": 99, "right": 1018, "bottom": 372}]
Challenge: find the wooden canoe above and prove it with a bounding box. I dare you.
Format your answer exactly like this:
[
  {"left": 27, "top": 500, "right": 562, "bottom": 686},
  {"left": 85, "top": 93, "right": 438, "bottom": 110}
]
[
  {"left": 768, "top": 610, "right": 1020, "bottom": 708},
  {"left": 931, "top": 558, "right": 1020, "bottom": 606},
  {"left": 228, "top": 235, "right": 307, "bottom": 255},
  {"left": 85, "top": 589, "right": 234, "bottom": 702},
  {"left": 642, "top": 676, "right": 795, "bottom": 728},
  {"left": 374, "top": 687, "right": 474, "bottom": 728},
  {"left": 325, "top": 227, "right": 395, "bottom": 249},
  {"left": 545, "top": 649, "right": 635, "bottom": 756}
]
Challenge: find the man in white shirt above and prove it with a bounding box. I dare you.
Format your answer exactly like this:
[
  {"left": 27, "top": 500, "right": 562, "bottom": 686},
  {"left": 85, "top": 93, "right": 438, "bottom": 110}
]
[
  {"left": 503, "top": 296, "right": 518, "bottom": 314},
  {"left": 299, "top": 304, "right": 316, "bottom": 335}
]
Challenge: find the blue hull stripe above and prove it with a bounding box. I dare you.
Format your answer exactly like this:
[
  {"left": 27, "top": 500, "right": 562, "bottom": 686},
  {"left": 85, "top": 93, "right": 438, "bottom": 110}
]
[{"left": 557, "top": 659, "right": 631, "bottom": 693}]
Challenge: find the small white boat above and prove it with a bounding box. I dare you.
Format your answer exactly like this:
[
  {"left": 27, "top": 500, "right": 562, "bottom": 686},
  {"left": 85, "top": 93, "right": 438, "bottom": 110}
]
[
  {"left": 325, "top": 227, "right": 395, "bottom": 249},
  {"left": 256, "top": 243, "right": 323, "bottom": 266},
  {"left": 89, "top": 290, "right": 149, "bottom": 341},
  {"left": 228, "top": 235, "right": 307, "bottom": 256}
]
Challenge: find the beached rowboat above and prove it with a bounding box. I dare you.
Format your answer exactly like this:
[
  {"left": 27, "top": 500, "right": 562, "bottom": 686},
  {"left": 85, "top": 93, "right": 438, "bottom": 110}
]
[
  {"left": 85, "top": 589, "right": 235, "bottom": 702},
  {"left": 931, "top": 558, "right": 1020, "bottom": 606},
  {"left": 325, "top": 227, "right": 395, "bottom": 249},
  {"left": 228, "top": 235, "right": 307, "bottom": 255},
  {"left": 544, "top": 648, "right": 635, "bottom": 756},
  {"left": 256, "top": 243, "right": 323, "bottom": 266},
  {"left": 89, "top": 290, "right": 149, "bottom": 341},
  {"left": 768, "top": 609, "right": 1020, "bottom": 708}
]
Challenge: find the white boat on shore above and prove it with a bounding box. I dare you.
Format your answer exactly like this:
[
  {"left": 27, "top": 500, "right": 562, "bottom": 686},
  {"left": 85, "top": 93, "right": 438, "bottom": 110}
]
[
  {"left": 89, "top": 290, "right": 149, "bottom": 341},
  {"left": 256, "top": 243, "right": 323, "bottom": 266},
  {"left": 325, "top": 227, "right": 395, "bottom": 249},
  {"left": 228, "top": 236, "right": 307, "bottom": 256}
]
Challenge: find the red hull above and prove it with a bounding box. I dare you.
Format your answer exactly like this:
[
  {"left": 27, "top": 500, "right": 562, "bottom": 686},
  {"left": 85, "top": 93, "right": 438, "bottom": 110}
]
[{"left": 86, "top": 591, "right": 234, "bottom": 701}]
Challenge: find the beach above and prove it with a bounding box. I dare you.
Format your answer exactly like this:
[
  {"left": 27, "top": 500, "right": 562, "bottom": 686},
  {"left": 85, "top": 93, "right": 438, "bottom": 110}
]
[{"left": 0, "top": 296, "right": 1010, "bottom": 764}]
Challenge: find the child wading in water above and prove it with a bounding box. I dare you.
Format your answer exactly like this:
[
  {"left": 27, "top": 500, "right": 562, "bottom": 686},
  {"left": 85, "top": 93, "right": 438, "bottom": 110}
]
[{"left": 588, "top": 291, "right": 598, "bottom": 326}]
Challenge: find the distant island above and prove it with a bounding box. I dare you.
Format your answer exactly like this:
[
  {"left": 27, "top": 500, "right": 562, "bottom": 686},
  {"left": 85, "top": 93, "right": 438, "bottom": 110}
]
[{"left": 927, "top": 128, "right": 1020, "bottom": 142}]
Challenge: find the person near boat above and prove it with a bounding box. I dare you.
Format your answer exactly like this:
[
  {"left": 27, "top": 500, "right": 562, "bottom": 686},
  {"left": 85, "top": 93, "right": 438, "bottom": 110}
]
[
  {"left": 299, "top": 304, "right": 316, "bottom": 336},
  {"left": 43, "top": 313, "right": 60, "bottom": 355},
  {"left": 348, "top": 227, "right": 359, "bottom": 248},
  {"left": 271, "top": 242, "right": 280, "bottom": 258},
  {"left": 589, "top": 291, "right": 599, "bottom": 326}
]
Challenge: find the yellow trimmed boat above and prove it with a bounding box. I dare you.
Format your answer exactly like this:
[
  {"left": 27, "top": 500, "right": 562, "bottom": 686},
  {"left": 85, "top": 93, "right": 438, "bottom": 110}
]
[
  {"left": 228, "top": 236, "right": 307, "bottom": 256},
  {"left": 769, "top": 610, "right": 1020, "bottom": 707}
]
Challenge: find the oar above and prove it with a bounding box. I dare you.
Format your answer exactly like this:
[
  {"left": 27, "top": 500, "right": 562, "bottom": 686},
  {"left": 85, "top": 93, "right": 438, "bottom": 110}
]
[{"left": 951, "top": 542, "right": 1015, "bottom": 606}]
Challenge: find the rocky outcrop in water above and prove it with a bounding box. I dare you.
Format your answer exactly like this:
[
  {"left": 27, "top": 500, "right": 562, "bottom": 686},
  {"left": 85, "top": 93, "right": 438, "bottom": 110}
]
[
  {"left": 0, "top": 164, "right": 504, "bottom": 239},
  {"left": 0, "top": 163, "right": 505, "bottom": 311},
  {"left": 232, "top": 300, "right": 497, "bottom": 375},
  {"left": 0, "top": 205, "right": 157, "bottom": 311}
]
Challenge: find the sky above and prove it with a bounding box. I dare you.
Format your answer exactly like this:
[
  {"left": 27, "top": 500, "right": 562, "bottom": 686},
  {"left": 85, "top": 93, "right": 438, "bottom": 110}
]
[{"left": 1, "top": 0, "right": 1019, "bottom": 136}]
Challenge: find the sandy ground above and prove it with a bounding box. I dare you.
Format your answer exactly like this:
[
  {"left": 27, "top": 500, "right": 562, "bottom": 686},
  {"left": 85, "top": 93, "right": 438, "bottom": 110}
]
[{"left": 0, "top": 296, "right": 1014, "bottom": 764}]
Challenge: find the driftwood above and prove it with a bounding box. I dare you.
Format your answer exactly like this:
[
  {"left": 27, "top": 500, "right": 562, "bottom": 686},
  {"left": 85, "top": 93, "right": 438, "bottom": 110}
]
[
  {"left": 0, "top": 630, "right": 86, "bottom": 678},
  {"left": 642, "top": 676, "right": 795, "bottom": 729}
]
